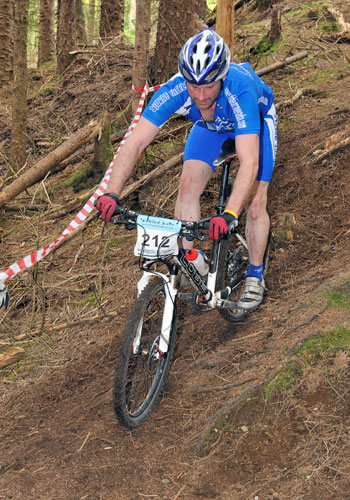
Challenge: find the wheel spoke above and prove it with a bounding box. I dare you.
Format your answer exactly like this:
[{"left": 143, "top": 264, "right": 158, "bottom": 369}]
[{"left": 114, "top": 278, "right": 177, "bottom": 428}]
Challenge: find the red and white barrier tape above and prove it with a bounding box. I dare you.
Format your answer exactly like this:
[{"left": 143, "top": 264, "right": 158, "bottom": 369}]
[{"left": 0, "top": 82, "right": 162, "bottom": 291}]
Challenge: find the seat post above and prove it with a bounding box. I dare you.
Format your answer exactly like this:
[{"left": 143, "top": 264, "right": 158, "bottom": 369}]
[{"left": 215, "top": 161, "right": 231, "bottom": 215}]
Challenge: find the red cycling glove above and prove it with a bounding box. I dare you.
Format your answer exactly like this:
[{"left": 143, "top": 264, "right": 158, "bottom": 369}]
[
  {"left": 95, "top": 193, "right": 120, "bottom": 222},
  {"left": 209, "top": 212, "right": 238, "bottom": 240}
]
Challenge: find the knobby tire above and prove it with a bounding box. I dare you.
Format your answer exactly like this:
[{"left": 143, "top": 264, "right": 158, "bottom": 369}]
[{"left": 114, "top": 277, "right": 177, "bottom": 428}]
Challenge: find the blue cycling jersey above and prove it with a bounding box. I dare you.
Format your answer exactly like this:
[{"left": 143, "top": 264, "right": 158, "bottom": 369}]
[{"left": 142, "top": 62, "right": 275, "bottom": 136}]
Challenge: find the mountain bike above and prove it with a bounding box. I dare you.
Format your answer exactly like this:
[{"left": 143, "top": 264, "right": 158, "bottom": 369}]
[{"left": 110, "top": 138, "right": 271, "bottom": 428}]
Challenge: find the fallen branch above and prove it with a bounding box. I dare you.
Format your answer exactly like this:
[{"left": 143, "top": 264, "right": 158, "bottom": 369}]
[
  {"left": 0, "top": 346, "right": 25, "bottom": 369},
  {"left": 276, "top": 89, "right": 304, "bottom": 111},
  {"left": 49, "top": 128, "right": 128, "bottom": 174},
  {"left": 51, "top": 121, "right": 189, "bottom": 175},
  {"left": 0, "top": 120, "right": 102, "bottom": 209},
  {"left": 15, "top": 311, "right": 118, "bottom": 341},
  {"left": 36, "top": 152, "right": 184, "bottom": 254},
  {"left": 256, "top": 50, "right": 308, "bottom": 77},
  {"left": 309, "top": 127, "right": 350, "bottom": 165},
  {"left": 191, "top": 377, "right": 256, "bottom": 394},
  {"left": 325, "top": 6, "right": 350, "bottom": 41},
  {"left": 45, "top": 151, "right": 184, "bottom": 220},
  {"left": 120, "top": 152, "right": 183, "bottom": 199}
]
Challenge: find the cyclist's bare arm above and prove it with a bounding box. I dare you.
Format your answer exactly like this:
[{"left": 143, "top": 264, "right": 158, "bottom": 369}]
[
  {"left": 106, "top": 117, "right": 161, "bottom": 196},
  {"left": 225, "top": 133, "right": 259, "bottom": 216}
]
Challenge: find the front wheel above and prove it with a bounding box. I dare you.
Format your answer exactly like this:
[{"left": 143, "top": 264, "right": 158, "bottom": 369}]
[{"left": 114, "top": 277, "right": 177, "bottom": 428}]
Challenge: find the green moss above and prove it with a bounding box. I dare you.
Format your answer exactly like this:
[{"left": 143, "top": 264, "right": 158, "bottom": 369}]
[
  {"left": 286, "top": 1, "right": 330, "bottom": 19},
  {"left": 301, "top": 325, "right": 350, "bottom": 355},
  {"left": 246, "top": 35, "right": 281, "bottom": 57},
  {"left": 317, "top": 21, "right": 338, "bottom": 32},
  {"left": 74, "top": 292, "right": 100, "bottom": 308},
  {"left": 39, "top": 58, "right": 57, "bottom": 70},
  {"left": 200, "top": 415, "right": 230, "bottom": 448},
  {"left": 263, "top": 324, "right": 350, "bottom": 401},
  {"left": 263, "top": 359, "right": 304, "bottom": 401},
  {"left": 51, "top": 173, "right": 78, "bottom": 190},
  {"left": 325, "top": 282, "right": 350, "bottom": 309},
  {"left": 107, "top": 237, "right": 129, "bottom": 249},
  {"left": 311, "top": 68, "right": 343, "bottom": 84}
]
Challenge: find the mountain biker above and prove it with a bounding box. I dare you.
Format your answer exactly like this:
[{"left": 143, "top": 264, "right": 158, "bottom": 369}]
[{"left": 96, "top": 28, "right": 277, "bottom": 312}]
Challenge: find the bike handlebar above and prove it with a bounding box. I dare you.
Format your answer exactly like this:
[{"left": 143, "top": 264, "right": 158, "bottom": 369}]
[{"left": 110, "top": 207, "right": 210, "bottom": 242}]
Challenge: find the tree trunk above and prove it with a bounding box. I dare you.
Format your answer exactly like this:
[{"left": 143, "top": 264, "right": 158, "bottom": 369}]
[
  {"left": 100, "top": 0, "right": 124, "bottom": 42},
  {"left": 92, "top": 112, "right": 113, "bottom": 174},
  {"left": 269, "top": 7, "right": 281, "bottom": 43},
  {"left": 0, "top": 0, "right": 14, "bottom": 88},
  {"left": 216, "top": 0, "right": 235, "bottom": 59},
  {"left": 149, "top": 0, "right": 207, "bottom": 84},
  {"left": 38, "top": 0, "right": 55, "bottom": 67},
  {"left": 87, "top": 0, "right": 96, "bottom": 44},
  {"left": 73, "top": 112, "right": 113, "bottom": 192},
  {"left": 57, "top": 0, "right": 76, "bottom": 74},
  {"left": 75, "top": 0, "right": 87, "bottom": 45},
  {"left": 10, "top": 0, "right": 29, "bottom": 172},
  {"left": 132, "top": 0, "right": 150, "bottom": 114}
]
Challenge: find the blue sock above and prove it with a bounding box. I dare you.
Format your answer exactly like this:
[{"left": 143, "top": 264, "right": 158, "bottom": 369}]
[{"left": 246, "top": 263, "right": 263, "bottom": 281}]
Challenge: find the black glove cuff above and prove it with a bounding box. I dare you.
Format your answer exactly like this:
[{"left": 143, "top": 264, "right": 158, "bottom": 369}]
[
  {"left": 222, "top": 212, "right": 237, "bottom": 224},
  {"left": 223, "top": 211, "right": 238, "bottom": 233},
  {"left": 95, "top": 192, "right": 121, "bottom": 206}
]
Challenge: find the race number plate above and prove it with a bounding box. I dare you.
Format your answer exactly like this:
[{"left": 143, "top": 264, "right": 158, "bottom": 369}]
[{"left": 134, "top": 215, "right": 181, "bottom": 258}]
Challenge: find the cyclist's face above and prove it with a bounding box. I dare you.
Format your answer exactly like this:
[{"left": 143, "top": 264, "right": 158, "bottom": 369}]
[{"left": 186, "top": 80, "right": 222, "bottom": 111}]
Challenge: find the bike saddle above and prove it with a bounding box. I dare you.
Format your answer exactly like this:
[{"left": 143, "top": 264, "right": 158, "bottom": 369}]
[{"left": 213, "top": 138, "right": 237, "bottom": 167}]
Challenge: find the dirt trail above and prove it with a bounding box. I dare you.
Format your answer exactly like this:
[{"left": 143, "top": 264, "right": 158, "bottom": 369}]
[{"left": 1, "top": 2, "right": 350, "bottom": 499}]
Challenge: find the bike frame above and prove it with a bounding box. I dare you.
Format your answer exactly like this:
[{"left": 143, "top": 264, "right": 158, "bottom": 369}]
[{"left": 134, "top": 156, "right": 248, "bottom": 355}]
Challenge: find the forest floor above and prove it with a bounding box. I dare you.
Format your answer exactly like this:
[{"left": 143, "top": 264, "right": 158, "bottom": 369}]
[{"left": 1, "top": 1, "right": 350, "bottom": 499}]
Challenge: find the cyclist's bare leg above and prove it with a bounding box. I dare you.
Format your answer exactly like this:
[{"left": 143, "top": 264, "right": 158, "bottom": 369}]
[
  {"left": 244, "top": 180, "right": 270, "bottom": 266},
  {"left": 238, "top": 180, "right": 270, "bottom": 311},
  {"left": 174, "top": 159, "right": 213, "bottom": 250}
]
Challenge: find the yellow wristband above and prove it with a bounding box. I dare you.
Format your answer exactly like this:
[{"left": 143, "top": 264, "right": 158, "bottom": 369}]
[{"left": 224, "top": 209, "right": 238, "bottom": 219}]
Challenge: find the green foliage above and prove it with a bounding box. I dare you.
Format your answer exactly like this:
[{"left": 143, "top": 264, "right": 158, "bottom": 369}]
[
  {"left": 124, "top": 0, "right": 135, "bottom": 44},
  {"left": 27, "top": 0, "right": 40, "bottom": 66},
  {"left": 207, "top": 0, "right": 216, "bottom": 13}
]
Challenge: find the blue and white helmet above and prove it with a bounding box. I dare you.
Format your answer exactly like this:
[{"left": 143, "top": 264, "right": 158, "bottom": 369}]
[{"left": 178, "top": 28, "right": 231, "bottom": 85}]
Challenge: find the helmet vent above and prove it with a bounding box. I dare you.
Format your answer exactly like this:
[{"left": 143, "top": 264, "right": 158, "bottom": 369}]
[{"left": 178, "top": 28, "right": 231, "bottom": 84}]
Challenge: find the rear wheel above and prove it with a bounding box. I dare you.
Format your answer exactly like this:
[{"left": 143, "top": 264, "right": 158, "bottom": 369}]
[
  {"left": 114, "top": 277, "right": 177, "bottom": 428},
  {"left": 216, "top": 226, "right": 271, "bottom": 323}
]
